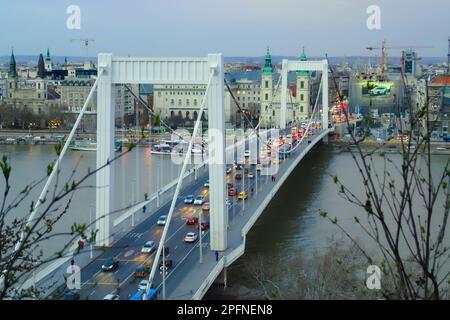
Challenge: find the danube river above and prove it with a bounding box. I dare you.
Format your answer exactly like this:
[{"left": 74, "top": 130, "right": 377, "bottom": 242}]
[{"left": 0, "top": 143, "right": 448, "bottom": 298}]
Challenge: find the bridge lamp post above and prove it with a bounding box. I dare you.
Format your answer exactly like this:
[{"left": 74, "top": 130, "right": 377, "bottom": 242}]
[{"left": 199, "top": 209, "right": 203, "bottom": 264}]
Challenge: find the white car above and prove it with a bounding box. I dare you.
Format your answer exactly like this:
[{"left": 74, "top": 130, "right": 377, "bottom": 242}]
[
  {"left": 184, "top": 232, "right": 198, "bottom": 243},
  {"left": 103, "top": 294, "right": 120, "bottom": 300},
  {"left": 194, "top": 196, "right": 205, "bottom": 205},
  {"left": 141, "top": 241, "right": 156, "bottom": 254},
  {"left": 247, "top": 172, "right": 254, "bottom": 179},
  {"left": 244, "top": 150, "right": 251, "bottom": 157},
  {"left": 157, "top": 215, "right": 167, "bottom": 226},
  {"left": 204, "top": 180, "right": 210, "bottom": 188},
  {"left": 138, "top": 280, "right": 149, "bottom": 290}
]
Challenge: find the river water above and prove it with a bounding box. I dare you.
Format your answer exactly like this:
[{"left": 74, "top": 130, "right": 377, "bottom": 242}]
[{"left": 1, "top": 143, "right": 448, "bottom": 298}]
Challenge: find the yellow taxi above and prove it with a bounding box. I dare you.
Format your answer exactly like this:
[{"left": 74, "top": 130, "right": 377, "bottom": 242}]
[{"left": 237, "top": 191, "right": 248, "bottom": 200}]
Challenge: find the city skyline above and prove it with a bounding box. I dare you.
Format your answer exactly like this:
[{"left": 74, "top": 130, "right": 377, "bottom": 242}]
[{"left": 1, "top": 0, "right": 449, "bottom": 57}]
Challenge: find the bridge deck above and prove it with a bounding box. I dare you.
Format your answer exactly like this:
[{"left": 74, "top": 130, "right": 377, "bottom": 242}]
[{"left": 164, "top": 129, "right": 329, "bottom": 299}]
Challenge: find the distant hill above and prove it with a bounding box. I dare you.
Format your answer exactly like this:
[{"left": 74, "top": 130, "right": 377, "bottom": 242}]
[{"left": 0, "top": 55, "right": 446, "bottom": 67}]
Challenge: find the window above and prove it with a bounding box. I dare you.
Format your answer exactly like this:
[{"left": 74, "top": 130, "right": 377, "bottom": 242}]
[
  {"left": 186, "top": 111, "right": 190, "bottom": 119},
  {"left": 265, "top": 93, "right": 269, "bottom": 101},
  {"left": 178, "top": 99, "right": 182, "bottom": 106},
  {"left": 272, "top": 110, "right": 275, "bottom": 117},
  {"left": 194, "top": 99, "right": 197, "bottom": 106},
  {"left": 265, "top": 80, "right": 269, "bottom": 89},
  {"left": 170, "top": 99, "right": 174, "bottom": 106},
  {"left": 186, "top": 99, "right": 190, "bottom": 106},
  {"left": 300, "top": 106, "right": 304, "bottom": 113},
  {"left": 300, "top": 94, "right": 304, "bottom": 101},
  {"left": 300, "top": 81, "right": 304, "bottom": 89}
]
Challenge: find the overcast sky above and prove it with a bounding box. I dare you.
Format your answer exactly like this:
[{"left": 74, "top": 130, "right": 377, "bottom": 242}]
[{"left": 1, "top": 0, "right": 449, "bottom": 58}]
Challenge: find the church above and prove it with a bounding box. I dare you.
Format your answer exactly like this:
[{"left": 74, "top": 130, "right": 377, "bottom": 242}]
[{"left": 259, "top": 47, "right": 312, "bottom": 128}]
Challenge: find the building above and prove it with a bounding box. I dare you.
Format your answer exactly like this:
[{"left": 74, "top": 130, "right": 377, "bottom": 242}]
[
  {"left": 427, "top": 75, "right": 450, "bottom": 139},
  {"left": 260, "top": 47, "right": 312, "bottom": 128}
]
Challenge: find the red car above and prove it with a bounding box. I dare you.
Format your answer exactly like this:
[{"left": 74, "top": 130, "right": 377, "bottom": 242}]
[
  {"left": 228, "top": 188, "right": 236, "bottom": 196},
  {"left": 186, "top": 217, "right": 198, "bottom": 225},
  {"left": 198, "top": 222, "right": 210, "bottom": 231}
]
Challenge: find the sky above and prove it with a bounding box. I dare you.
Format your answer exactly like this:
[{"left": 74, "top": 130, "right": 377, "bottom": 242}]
[{"left": 1, "top": 0, "right": 449, "bottom": 58}]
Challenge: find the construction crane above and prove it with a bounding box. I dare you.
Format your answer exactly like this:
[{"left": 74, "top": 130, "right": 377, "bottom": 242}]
[
  {"left": 366, "top": 40, "right": 432, "bottom": 80},
  {"left": 70, "top": 38, "right": 95, "bottom": 64}
]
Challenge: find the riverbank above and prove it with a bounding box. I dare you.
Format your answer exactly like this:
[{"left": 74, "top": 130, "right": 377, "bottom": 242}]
[{"left": 328, "top": 138, "right": 450, "bottom": 155}]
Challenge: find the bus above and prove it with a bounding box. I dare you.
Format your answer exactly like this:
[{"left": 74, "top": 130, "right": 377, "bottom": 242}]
[{"left": 129, "top": 288, "right": 158, "bottom": 300}]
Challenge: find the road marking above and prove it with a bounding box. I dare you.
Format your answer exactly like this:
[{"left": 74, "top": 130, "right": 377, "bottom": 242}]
[{"left": 89, "top": 290, "right": 96, "bottom": 296}]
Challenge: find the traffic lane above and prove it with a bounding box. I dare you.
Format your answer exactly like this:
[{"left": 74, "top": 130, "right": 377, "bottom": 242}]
[
  {"left": 85, "top": 182, "right": 210, "bottom": 299},
  {"left": 72, "top": 176, "right": 209, "bottom": 299}
]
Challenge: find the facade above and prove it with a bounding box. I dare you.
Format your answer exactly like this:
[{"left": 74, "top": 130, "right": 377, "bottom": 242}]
[
  {"left": 427, "top": 75, "right": 450, "bottom": 139},
  {"left": 260, "top": 47, "right": 312, "bottom": 128},
  {"left": 153, "top": 83, "right": 233, "bottom": 125}
]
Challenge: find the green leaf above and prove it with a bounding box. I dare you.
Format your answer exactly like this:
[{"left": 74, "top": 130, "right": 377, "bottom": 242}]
[{"left": 319, "top": 210, "right": 328, "bottom": 218}]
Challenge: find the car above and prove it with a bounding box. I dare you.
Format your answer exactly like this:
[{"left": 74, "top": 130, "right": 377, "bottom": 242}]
[
  {"left": 102, "top": 258, "right": 119, "bottom": 272},
  {"left": 138, "top": 280, "right": 149, "bottom": 290},
  {"left": 226, "top": 167, "right": 232, "bottom": 174},
  {"left": 236, "top": 164, "right": 243, "bottom": 170},
  {"left": 160, "top": 246, "right": 170, "bottom": 256},
  {"left": 247, "top": 172, "right": 254, "bottom": 179},
  {"left": 141, "top": 241, "right": 156, "bottom": 254},
  {"left": 157, "top": 215, "right": 167, "bottom": 226},
  {"left": 194, "top": 195, "right": 205, "bottom": 205},
  {"left": 204, "top": 180, "right": 210, "bottom": 188},
  {"left": 184, "top": 195, "right": 194, "bottom": 204},
  {"left": 244, "top": 150, "right": 251, "bottom": 157},
  {"left": 202, "top": 202, "right": 210, "bottom": 211},
  {"left": 256, "top": 164, "right": 262, "bottom": 171},
  {"left": 63, "top": 290, "right": 80, "bottom": 300},
  {"left": 237, "top": 191, "right": 248, "bottom": 200},
  {"left": 186, "top": 217, "right": 198, "bottom": 225},
  {"left": 103, "top": 294, "right": 120, "bottom": 300},
  {"left": 134, "top": 266, "right": 146, "bottom": 278},
  {"left": 198, "top": 221, "right": 210, "bottom": 231},
  {"left": 369, "top": 86, "right": 389, "bottom": 96},
  {"left": 184, "top": 232, "right": 198, "bottom": 243},
  {"left": 228, "top": 187, "right": 236, "bottom": 196},
  {"left": 159, "top": 260, "right": 173, "bottom": 271},
  {"left": 226, "top": 199, "right": 231, "bottom": 206},
  {"left": 235, "top": 173, "right": 242, "bottom": 180}
]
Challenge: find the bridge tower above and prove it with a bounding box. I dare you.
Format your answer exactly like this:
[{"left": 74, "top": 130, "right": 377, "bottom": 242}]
[
  {"left": 95, "top": 53, "right": 227, "bottom": 250},
  {"left": 280, "top": 58, "right": 329, "bottom": 131}
]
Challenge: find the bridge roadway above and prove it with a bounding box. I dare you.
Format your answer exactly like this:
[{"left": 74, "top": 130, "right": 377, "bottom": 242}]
[{"left": 55, "top": 128, "right": 328, "bottom": 300}]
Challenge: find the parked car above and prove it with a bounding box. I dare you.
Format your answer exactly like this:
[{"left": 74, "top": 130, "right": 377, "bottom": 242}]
[
  {"left": 141, "top": 241, "right": 156, "bottom": 254},
  {"left": 244, "top": 150, "right": 251, "bottom": 157},
  {"left": 63, "top": 290, "right": 80, "bottom": 300},
  {"left": 101, "top": 258, "right": 119, "bottom": 272},
  {"left": 103, "top": 294, "right": 120, "bottom": 300},
  {"left": 236, "top": 164, "right": 243, "bottom": 171},
  {"left": 159, "top": 260, "right": 173, "bottom": 271},
  {"left": 157, "top": 215, "right": 167, "bottom": 226},
  {"left": 194, "top": 195, "right": 205, "bottom": 205},
  {"left": 184, "top": 195, "right": 194, "bottom": 204},
  {"left": 184, "top": 232, "right": 198, "bottom": 243}
]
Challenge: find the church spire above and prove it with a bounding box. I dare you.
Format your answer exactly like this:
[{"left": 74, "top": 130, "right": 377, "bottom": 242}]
[
  {"left": 298, "top": 46, "right": 309, "bottom": 77},
  {"left": 262, "top": 46, "right": 273, "bottom": 75},
  {"left": 8, "top": 48, "right": 17, "bottom": 78},
  {"left": 37, "top": 53, "right": 45, "bottom": 78},
  {"left": 45, "top": 48, "right": 51, "bottom": 61}
]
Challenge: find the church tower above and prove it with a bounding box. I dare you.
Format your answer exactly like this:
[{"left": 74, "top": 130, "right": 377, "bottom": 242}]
[
  {"left": 296, "top": 47, "right": 310, "bottom": 120},
  {"left": 261, "top": 47, "right": 274, "bottom": 128},
  {"left": 44, "top": 48, "right": 53, "bottom": 71},
  {"left": 7, "top": 49, "right": 18, "bottom": 97}
]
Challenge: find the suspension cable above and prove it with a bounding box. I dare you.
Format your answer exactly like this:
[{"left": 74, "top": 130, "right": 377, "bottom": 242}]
[{"left": 144, "top": 70, "right": 215, "bottom": 299}]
